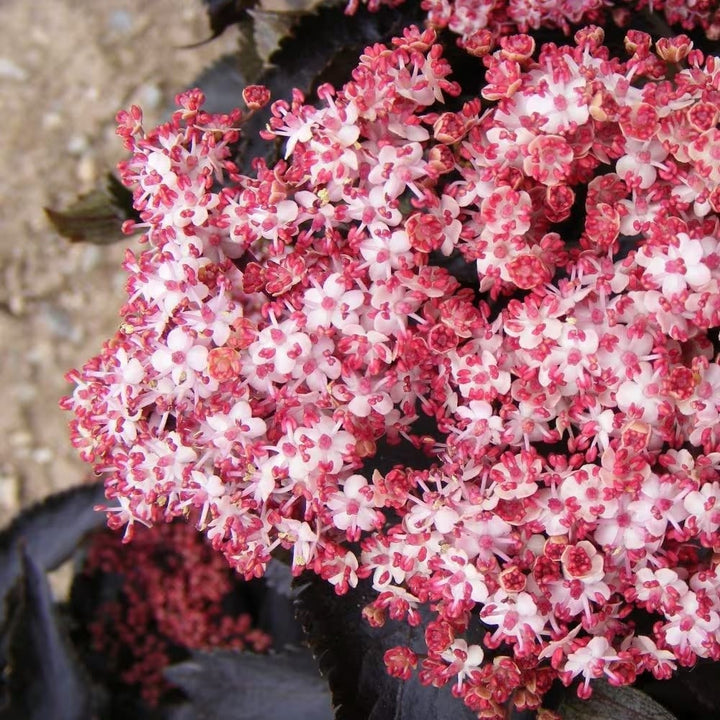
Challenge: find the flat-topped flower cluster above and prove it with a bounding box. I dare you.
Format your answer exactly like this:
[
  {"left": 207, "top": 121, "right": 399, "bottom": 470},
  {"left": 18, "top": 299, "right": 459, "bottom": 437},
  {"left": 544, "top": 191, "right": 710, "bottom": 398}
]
[{"left": 65, "top": 24, "right": 720, "bottom": 718}]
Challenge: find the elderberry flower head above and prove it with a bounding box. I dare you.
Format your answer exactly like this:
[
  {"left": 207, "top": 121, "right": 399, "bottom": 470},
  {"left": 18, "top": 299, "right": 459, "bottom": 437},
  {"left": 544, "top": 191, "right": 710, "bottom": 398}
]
[{"left": 65, "top": 25, "right": 720, "bottom": 718}]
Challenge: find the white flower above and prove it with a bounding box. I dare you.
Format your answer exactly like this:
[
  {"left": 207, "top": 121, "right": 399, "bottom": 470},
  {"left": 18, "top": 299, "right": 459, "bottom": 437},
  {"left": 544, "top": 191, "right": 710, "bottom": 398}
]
[
  {"left": 327, "top": 475, "right": 381, "bottom": 538},
  {"left": 368, "top": 142, "right": 426, "bottom": 200},
  {"left": 150, "top": 327, "right": 210, "bottom": 396},
  {"left": 302, "top": 274, "right": 365, "bottom": 331},
  {"left": 563, "top": 636, "right": 618, "bottom": 684},
  {"left": 249, "top": 319, "right": 312, "bottom": 377},
  {"left": 441, "top": 639, "right": 485, "bottom": 689},
  {"left": 662, "top": 592, "right": 720, "bottom": 658},
  {"left": 637, "top": 233, "right": 712, "bottom": 296},
  {"left": 201, "top": 400, "right": 267, "bottom": 453}
]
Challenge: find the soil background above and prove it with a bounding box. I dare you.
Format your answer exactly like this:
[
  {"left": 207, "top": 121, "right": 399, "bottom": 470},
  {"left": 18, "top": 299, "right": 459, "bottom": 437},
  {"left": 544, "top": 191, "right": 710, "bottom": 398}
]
[{"left": 0, "top": 0, "right": 238, "bottom": 527}]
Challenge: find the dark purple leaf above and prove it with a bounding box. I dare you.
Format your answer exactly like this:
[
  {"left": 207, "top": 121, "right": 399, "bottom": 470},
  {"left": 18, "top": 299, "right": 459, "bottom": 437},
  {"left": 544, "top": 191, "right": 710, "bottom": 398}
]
[
  {"left": 636, "top": 661, "right": 720, "bottom": 720},
  {"left": 257, "top": 560, "right": 305, "bottom": 649},
  {"left": 45, "top": 174, "right": 137, "bottom": 244},
  {"left": 201, "top": 0, "right": 324, "bottom": 41},
  {"left": 0, "top": 549, "right": 93, "bottom": 720},
  {"left": 557, "top": 680, "right": 677, "bottom": 720},
  {"left": 202, "top": 0, "right": 253, "bottom": 39},
  {"left": 165, "top": 649, "right": 332, "bottom": 720},
  {"left": 295, "top": 573, "right": 479, "bottom": 720},
  {"left": 193, "top": 54, "right": 251, "bottom": 115},
  {"left": 0, "top": 482, "right": 106, "bottom": 625}
]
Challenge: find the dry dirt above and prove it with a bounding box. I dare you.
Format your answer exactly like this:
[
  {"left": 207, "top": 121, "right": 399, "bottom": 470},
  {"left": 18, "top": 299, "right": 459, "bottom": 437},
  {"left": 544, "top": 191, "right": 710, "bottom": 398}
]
[{"left": 0, "top": 0, "right": 239, "bottom": 527}]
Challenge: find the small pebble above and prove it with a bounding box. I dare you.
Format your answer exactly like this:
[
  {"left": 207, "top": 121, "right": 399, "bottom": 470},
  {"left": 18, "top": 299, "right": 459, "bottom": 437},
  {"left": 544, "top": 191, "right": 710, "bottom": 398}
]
[
  {"left": 108, "top": 9, "right": 134, "bottom": 33},
  {"left": 13, "top": 383, "right": 37, "bottom": 403},
  {"left": 9, "top": 431, "right": 32, "bottom": 448},
  {"left": 31, "top": 447, "right": 53, "bottom": 465},
  {"left": 40, "top": 303, "right": 83, "bottom": 342},
  {"left": 139, "top": 83, "right": 162, "bottom": 110},
  {"left": 0, "top": 476, "right": 19, "bottom": 514},
  {"left": 81, "top": 245, "right": 102, "bottom": 272},
  {"left": 67, "top": 133, "right": 89, "bottom": 155},
  {"left": 0, "top": 58, "right": 27, "bottom": 81},
  {"left": 42, "top": 112, "right": 63, "bottom": 130},
  {"left": 77, "top": 153, "right": 97, "bottom": 185}
]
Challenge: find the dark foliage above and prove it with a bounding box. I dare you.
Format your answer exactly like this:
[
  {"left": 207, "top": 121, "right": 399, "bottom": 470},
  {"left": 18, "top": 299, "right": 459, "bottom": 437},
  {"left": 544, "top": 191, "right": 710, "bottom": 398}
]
[
  {"left": 557, "top": 680, "right": 676, "bottom": 720},
  {"left": 0, "top": 482, "right": 106, "bottom": 626},
  {"left": 192, "top": 55, "right": 248, "bottom": 116},
  {"left": 202, "top": 0, "right": 253, "bottom": 39},
  {"left": 0, "top": 549, "right": 93, "bottom": 720},
  {"left": 45, "top": 175, "right": 137, "bottom": 244},
  {"left": 166, "top": 650, "right": 332, "bottom": 720},
  {"left": 636, "top": 663, "right": 720, "bottom": 720},
  {"left": 295, "top": 572, "right": 480, "bottom": 720}
]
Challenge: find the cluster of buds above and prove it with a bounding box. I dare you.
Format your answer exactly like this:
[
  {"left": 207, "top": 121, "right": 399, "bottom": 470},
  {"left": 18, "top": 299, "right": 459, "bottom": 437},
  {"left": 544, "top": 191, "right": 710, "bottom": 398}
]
[
  {"left": 64, "top": 21, "right": 720, "bottom": 717},
  {"left": 82, "top": 522, "right": 270, "bottom": 704}
]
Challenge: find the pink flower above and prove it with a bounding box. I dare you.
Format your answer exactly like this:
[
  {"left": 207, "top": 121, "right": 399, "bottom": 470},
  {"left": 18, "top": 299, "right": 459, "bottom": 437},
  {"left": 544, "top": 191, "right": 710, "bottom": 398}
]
[
  {"left": 562, "top": 637, "right": 619, "bottom": 697},
  {"left": 368, "top": 142, "right": 427, "bottom": 200},
  {"left": 684, "top": 482, "right": 720, "bottom": 536},
  {"left": 248, "top": 319, "right": 312, "bottom": 378},
  {"left": 481, "top": 591, "right": 548, "bottom": 652},
  {"left": 637, "top": 233, "right": 713, "bottom": 296},
  {"left": 200, "top": 400, "right": 267, "bottom": 454},
  {"left": 302, "top": 273, "right": 365, "bottom": 331},
  {"left": 292, "top": 416, "right": 355, "bottom": 476},
  {"left": 523, "top": 135, "right": 574, "bottom": 186},
  {"left": 661, "top": 591, "right": 720, "bottom": 658},
  {"left": 327, "top": 475, "right": 383, "bottom": 540},
  {"left": 150, "top": 327, "right": 213, "bottom": 399},
  {"left": 441, "top": 639, "right": 485, "bottom": 689}
]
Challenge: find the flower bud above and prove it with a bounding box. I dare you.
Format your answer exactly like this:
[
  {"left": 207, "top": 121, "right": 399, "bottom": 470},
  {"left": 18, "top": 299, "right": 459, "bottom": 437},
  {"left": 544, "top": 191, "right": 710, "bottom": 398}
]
[
  {"left": 242, "top": 85, "right": 271, "bottom": 110},
  {"left": 656, "top": 35, "right": 693, "bottom": 63}
]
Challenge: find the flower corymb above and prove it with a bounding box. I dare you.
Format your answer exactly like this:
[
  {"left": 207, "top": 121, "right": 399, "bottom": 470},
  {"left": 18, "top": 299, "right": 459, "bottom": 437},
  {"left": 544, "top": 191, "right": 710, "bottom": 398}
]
[{"left": 64, "top": 24, "right": 720, "bottom": 718}]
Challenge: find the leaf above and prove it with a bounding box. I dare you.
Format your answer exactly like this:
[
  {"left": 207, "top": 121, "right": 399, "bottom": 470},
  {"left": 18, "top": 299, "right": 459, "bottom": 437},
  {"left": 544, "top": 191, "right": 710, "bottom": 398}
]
[
  {"left": 165, "top": 649, "right": 333, "bottom": 720},
  {"left": 45, "top": 174, "right": 137, "bottom": 244},
  {"left": 0, "top": 549, "right": 93, "bottom": 720},
  {"left": 193, "top": 54, "right": 251, "bottom": 114},
  {"left": 237, "top": 16, "right": 266, "bottom": 83},
  {"left": 201, "top": 0, "right": 326, "bottom": 44},
  {"left": 0, "top": 482, "right": 106, "bottom": 626},
  {"left": 257, "top": 560, "right": 306, "bottom": 649},
  {"left": 202, "top": 0, "right": 254, "bottom": 40},
  {"left": 247, "top": 0, "right": 328, "bottom": 67},
  {"left": 635, "top": 661, "right": 720, "bottom": 720},
  {"left": 295, "top": 573, "right": 480, "bottom": 720},
  {"left": 257, "top": 0, "right": 326, "bottom": 13},
  {"left": 266, "top": 2, "right": 424, "bottom": 101},
  {"left": 200, "top": 0, "right": 330, "bottom": 75},
  {"left": 557, "top": 680, "right": 678, "bottom": 720},
  {"left": 247, "top": 8, "right": 297, "bottom": 67}
]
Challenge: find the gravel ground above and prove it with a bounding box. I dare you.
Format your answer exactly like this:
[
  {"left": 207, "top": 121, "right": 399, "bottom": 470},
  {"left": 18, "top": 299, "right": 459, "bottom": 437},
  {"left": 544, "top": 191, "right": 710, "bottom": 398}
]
[{"left": 0, "top": 0, "right": 238, "bottom": 526}]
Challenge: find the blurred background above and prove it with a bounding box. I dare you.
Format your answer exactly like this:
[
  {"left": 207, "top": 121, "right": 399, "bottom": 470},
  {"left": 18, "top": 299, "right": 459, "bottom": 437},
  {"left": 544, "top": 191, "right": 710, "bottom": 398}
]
[{"left": 0, "top": 0, "right": 238, "bottom": 526}]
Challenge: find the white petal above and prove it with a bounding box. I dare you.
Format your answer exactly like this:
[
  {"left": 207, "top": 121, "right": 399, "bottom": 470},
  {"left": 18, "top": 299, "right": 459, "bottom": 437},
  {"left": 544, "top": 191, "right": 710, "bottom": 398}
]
[
  {"left": 150, "top": 348, "right": 173, "bottom": 373},
  {"left": 186, "top": 345, "right": 208, "bottom": 371}
]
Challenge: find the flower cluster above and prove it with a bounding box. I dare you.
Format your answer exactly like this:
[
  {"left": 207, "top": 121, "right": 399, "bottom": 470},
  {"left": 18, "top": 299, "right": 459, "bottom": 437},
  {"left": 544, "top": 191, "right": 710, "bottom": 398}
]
[
  {"left": 79, "top": 522, "right": 270, "bottom": 705},
  {"left": 348, "top": 0, "right": 720, "bottom": 50},
  {"left": 64, "top": 24, "right": 720, "bottom": 717}
]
